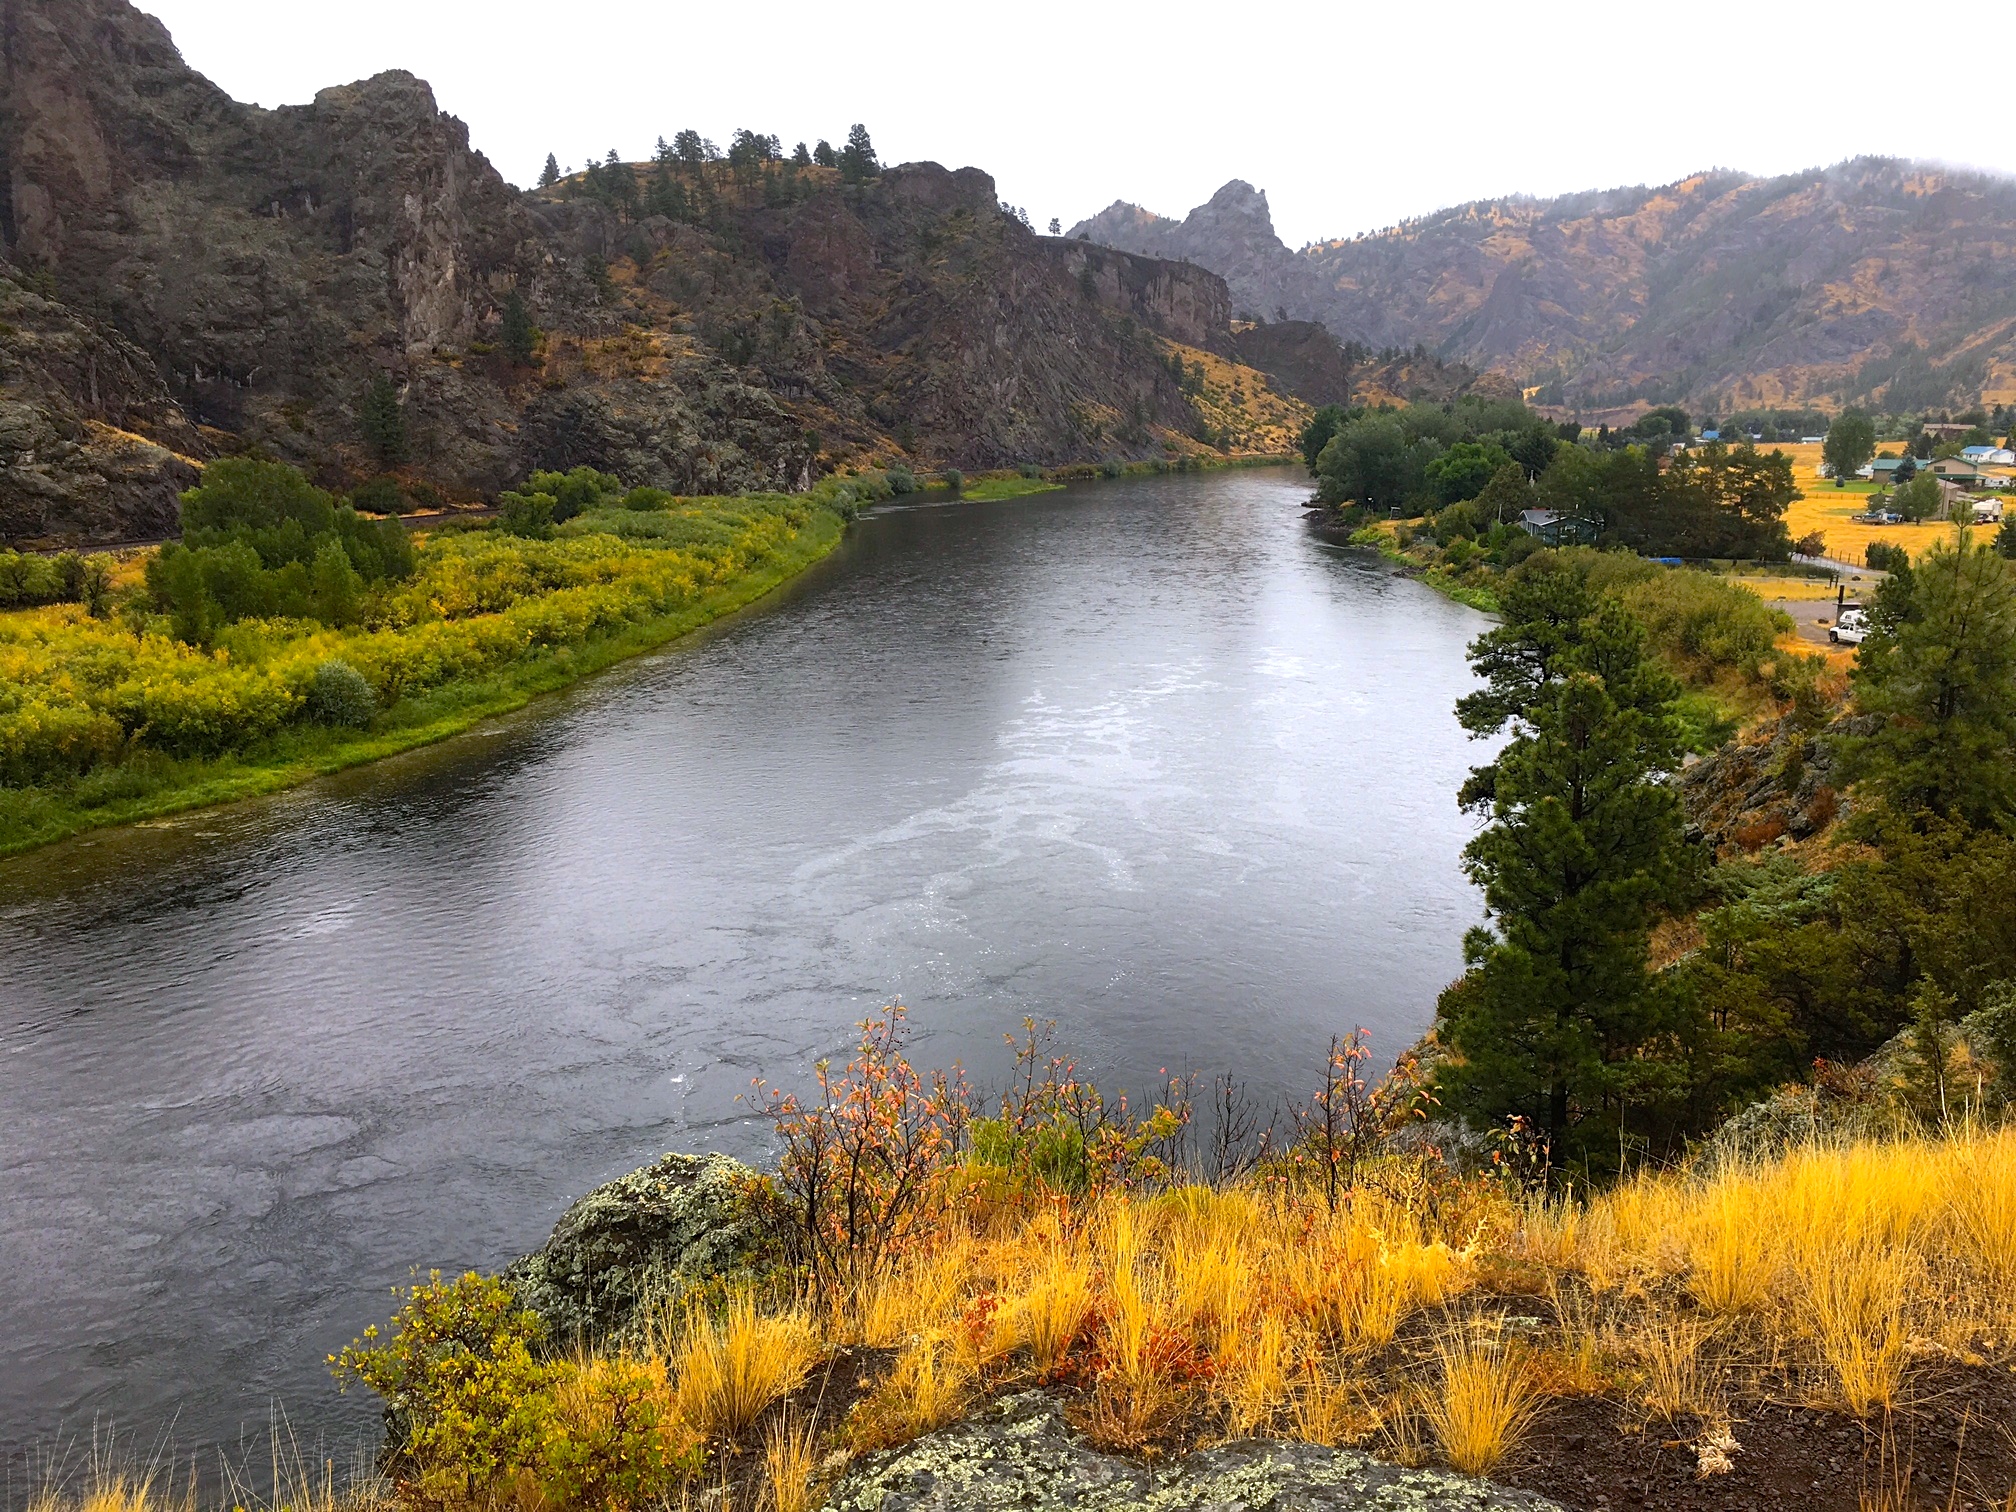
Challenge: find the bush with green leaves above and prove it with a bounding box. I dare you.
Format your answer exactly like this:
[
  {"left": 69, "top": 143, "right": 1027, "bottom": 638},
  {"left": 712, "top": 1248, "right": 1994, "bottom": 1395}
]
[
  {"left": 147, "top": 459, "right": 416, "bottom": 641},
  {"left": 885, "top": 463, "right": 919, "bottom": 495},
  {"left": 941, "top": 468, "right": 963, "bottom": 492},
  {"left": 0, "top": 550, "right": 107, "bottom": 610},
  {"left": 305, "top": 659, "right": 376, "bottom": 728},
  {"left": 332, "top": 1271, "right": 702, "bottom": 1508}
]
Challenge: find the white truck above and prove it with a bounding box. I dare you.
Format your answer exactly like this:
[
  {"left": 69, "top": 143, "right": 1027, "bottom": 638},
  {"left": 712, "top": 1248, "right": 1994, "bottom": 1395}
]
[{"left": 1829, "top": 606, "right": 1869, "bottom": 645}]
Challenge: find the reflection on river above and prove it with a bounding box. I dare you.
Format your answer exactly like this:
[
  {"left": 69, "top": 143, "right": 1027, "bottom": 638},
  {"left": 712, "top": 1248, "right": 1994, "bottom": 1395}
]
[{"left": 0, "top": 466, "right": 1487, "bottom": 1469}]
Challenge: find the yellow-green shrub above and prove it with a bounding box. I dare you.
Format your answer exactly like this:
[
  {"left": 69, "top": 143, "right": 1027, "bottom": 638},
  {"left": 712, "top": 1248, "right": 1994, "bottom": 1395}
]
[{"left": 0, "top": 494, "right": 829, "bottom": 792}]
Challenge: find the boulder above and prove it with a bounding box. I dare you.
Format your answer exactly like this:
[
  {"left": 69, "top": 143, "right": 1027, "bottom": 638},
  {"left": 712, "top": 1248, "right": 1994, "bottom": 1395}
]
[
  {"left": 506, "top": 1151, "right": 775, "bottom": 1346},
  {"left": 826, "top": 1392, "right": 1564, "bottom": 1512}
]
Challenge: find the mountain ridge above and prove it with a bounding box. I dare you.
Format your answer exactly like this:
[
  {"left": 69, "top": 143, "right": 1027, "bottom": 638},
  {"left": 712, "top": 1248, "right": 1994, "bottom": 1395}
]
[{"left": 1070, "top": 160, "right": 2016, "bottom": 416}]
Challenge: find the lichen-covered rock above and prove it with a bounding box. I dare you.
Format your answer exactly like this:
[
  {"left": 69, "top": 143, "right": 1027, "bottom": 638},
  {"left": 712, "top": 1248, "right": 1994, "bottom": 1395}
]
[
  {"left": 825, "top": 1394, "right": 1564, "bottom": 1512},
  {"left": 506, "top": 1152, "right": 775, "bottom": 1346}
]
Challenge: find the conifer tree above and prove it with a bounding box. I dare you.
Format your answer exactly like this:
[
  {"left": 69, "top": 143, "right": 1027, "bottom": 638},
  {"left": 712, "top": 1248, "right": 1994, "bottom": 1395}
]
[
  {"left": 538, "top": 153, "right": 560, "bottom": 189},
  {"left": 791, "top": 141, "right": 812, "bottom": 167},
  {"left": 500, "top": 290, "right": 536, "bottom": 366},
  {"left": 813, "top": 139, "right": 836, "bottom": 169},
  {"left": 839, "top": 124, "right": 877, "bottom": 183},
  {"left": 1841, "top": 531, "right": 2016, "bottom": 830},
  {"left": 1433, "top": 566, "right": 1698, "bottom": 1172},
  {"left": 359, "top": 375, "right": 407, "bottom": 465}
]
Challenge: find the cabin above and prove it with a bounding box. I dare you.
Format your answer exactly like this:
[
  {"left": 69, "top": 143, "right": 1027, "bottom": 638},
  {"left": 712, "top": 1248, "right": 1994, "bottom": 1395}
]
[{"left": 1516, "top": 509, "right": 1598, "bottom": 546}]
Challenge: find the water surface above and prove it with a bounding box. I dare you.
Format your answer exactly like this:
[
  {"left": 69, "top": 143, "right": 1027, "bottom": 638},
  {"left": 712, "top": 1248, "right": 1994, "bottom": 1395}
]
[{"left": 0, "top": 467, "right": 1488, "bottom": 1472}]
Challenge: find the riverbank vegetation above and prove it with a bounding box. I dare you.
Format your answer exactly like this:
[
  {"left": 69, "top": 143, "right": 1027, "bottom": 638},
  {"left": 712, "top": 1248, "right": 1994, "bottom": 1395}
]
[
  {"left": 287, "top": 1007, "right": 2016, "bottom": 1512},
  {"left": 281, "top": 535, "right": 2016, "bottom": 1512},
  {"left": 0, "top": 460, "right": 847, "bottom": 856}
]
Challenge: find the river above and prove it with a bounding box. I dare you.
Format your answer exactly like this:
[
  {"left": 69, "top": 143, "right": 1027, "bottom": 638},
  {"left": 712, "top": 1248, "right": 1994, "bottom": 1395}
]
[{"left": 0, "top": 466, "right": 1489, "bottom": 1481}]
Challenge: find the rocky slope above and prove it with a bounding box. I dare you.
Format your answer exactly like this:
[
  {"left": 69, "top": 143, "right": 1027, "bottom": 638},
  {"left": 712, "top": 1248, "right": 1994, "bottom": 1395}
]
[
  {"left": 0, "top": 0, "right": 1262, "bottom": 544},
  {"left": 1072, "top": 161, "right": 2016, "bottom": 416}
]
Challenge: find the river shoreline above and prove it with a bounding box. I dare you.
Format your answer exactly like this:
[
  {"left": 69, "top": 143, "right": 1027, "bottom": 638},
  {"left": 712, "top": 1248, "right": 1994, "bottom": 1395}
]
[{"left": 0, "top": 510, "right": 845, "bottom": 860}]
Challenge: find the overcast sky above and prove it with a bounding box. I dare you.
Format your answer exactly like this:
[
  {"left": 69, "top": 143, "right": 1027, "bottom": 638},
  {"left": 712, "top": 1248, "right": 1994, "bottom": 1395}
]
[{"left": 143, "top": 0, "right": 2016, "bottom": 248}]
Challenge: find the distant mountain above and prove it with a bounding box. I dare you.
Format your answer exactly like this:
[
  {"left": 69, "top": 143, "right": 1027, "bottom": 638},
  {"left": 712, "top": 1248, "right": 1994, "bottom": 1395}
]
[{"left": 1070, "top": 162, "right": 2016, "bottom": 415}]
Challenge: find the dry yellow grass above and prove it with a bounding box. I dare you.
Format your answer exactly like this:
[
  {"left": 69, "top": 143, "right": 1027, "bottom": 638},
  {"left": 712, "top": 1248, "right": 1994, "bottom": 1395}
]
[
  {"left": 759, "top": 1408, "right": 821, "bottom": 1512},
  {"left": 1776, "top": 441, "right": 1969, "bottom": 568},
  {"left": 1523, "top": 1125, "right": 2016, "bottom": 1413},
  {"left": 36, "top": 1127, "right": 2016, "bottom": 1512},
  {"left": 1423, "top": 1324, "right": 1539, "bottom": 1476},
  {"left": 1160, "top": 340, "right": 1311, "bottom": 455},
  {"left": 662, "top": 1291, "right": 819, "bottom": 1443}
]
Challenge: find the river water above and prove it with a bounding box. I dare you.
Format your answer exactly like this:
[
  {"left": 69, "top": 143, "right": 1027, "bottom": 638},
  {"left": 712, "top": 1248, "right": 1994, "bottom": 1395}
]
[{"left": 0, "top": 467, "right": 1489, "bottom": 1478}]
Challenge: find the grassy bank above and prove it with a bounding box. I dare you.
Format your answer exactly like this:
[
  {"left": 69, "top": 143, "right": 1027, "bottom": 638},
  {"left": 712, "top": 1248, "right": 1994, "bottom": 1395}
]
[
  {"left": 62, "top": 1011, "right": 1998, "bottom": 1512},
  {"left": 0, "top": 502, "right": 843, "bottom": 858}
]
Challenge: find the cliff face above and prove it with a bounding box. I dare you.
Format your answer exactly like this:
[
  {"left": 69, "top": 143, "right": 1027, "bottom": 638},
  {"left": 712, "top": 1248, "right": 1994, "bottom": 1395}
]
[
  {"left": 1075, "top": 163, "right": 2016, "bottom": 415},
  {"left": 1042, "top": 239, "right": 1233, "bottom": 354},
  {"left": 0, "top": 0, "right": 1251, "bottom": 543},
  {"left": 0, "top": 259, "right": 199, "bottom": 541}
]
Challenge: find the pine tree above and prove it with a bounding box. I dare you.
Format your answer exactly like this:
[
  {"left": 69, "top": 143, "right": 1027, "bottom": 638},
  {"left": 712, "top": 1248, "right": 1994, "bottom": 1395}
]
[
  {"left": 1842, "top": 531, "right": 2016, "bottom": 830},
  {"left": 500, "top": 289, "right": 536, "bottom": 366},
  {"left": 839, "top": 124, "right": 877, "bottom": 183},
  {"left": 1432, "top": 566, "right": 1699, "bottom": 1172},
  {"left": 359, "top": 375, "right": 407, "bottom": 465},
  {"left": 791, "top": 141, "right": 812, "bottom": 167},
  {"left": 538, "top": 153, "right": 560, "bottom": 189},
  {"left": 812, "top": 139, "right": 836, "bottom": 169}
]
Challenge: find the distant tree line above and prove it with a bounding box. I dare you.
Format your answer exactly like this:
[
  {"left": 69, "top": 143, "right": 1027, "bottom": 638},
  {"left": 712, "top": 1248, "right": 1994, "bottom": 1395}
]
[
  {"left": 1302, "top": 396, "right": 1797, "bottom": 561},
  {"left": 535, "top": 125, "right": 882, "bottom": 224}
]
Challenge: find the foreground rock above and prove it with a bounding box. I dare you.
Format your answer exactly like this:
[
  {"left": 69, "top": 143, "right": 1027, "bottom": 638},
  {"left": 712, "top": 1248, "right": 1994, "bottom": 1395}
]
[
  {"left": 827, "top": 1393, "right": 1563, "bottom": 1512},
  {"left": 506, "top": 1152, "right": 774, "bottom": 1345}
]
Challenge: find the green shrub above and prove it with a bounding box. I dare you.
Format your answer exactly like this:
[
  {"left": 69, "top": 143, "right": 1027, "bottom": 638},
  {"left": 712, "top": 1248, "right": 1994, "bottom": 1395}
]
[
  {"left": 1018, "top": 462, "right": 1044, "bottom": 479},
  {"left": 0, "top": 551, "right": 87, "bottom": 608},
  {"left": 350, "top": 476, "right": 406, "bottom": 515},
  {"left": 499, "top": 492, "right": 557, "bottom": 539},
  {"left": 333, "top": 1271, "right": 554, "bottom": 1503},
  {"left": 1099, "top": 457, "right": 1124, "bottom": 479},
  {"left": 1868, "top": 541, "right": 1910, "bottom": 572},
  {"left": 941, "top": 468, "right": 963, "bottom": 492},
  {"left": 305, "top": 659, "right": 376, "bottom": 728},
  {"left": 621, "top": 486, "right": 675, "bottom": 512},
  {"left": 885, "top": 464, "right": 919, "bottom": 496}
]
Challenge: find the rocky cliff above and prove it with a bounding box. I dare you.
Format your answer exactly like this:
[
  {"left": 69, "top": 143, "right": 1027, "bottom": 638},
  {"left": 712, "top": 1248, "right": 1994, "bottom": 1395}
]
[
  {"left": 1073, "top": 162, "right": 2016, "bottom": 416},
  {"left": 0, "top": 0, "right": 1254, "bottom": 543}
]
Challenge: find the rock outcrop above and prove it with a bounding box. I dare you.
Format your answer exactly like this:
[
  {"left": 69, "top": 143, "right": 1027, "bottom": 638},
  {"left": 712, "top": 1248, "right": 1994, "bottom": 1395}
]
[
  {"left": 827, "top": 1393, "right": 1564, "bottom": 1512},
  {"left": 1073, "top": 182, "right": 1323, "bottom": 328},
  {"left": 0, "top": 260, "right": 199, "bottom": 542},
  {"left": 0, "top": 0, "right": 1260, "bottom": 543},
  {"left": 1680, "top": 709, "right": 1872, "bottom": 856},
  {"left": 506, "top": 1152, "right": 775, "bottom": 1345}
]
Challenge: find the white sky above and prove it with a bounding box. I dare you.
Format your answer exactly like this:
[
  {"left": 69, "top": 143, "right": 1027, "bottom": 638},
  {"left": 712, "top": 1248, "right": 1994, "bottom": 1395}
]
[{"left": 142, "top": 0, "right": 2016, "bottom": 249}]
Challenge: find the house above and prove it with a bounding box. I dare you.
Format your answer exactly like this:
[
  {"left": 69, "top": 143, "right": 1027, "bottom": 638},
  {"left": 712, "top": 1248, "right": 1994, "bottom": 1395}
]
[
  {"left": 1930, "top": 458, "right": 1989, "bottom": 488},
  {"left": 1516, "top": 509, "right": 1598, "bottom": 546},
  {"left": 1921, "top": 422, "right": 1977, "bottom": 440},
  {"left": 1868, "top": 458, "right": 1919, "bottom": 482},
  {"left": 1959, "top": 445, "right": 2016, "bottom": 465}
]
